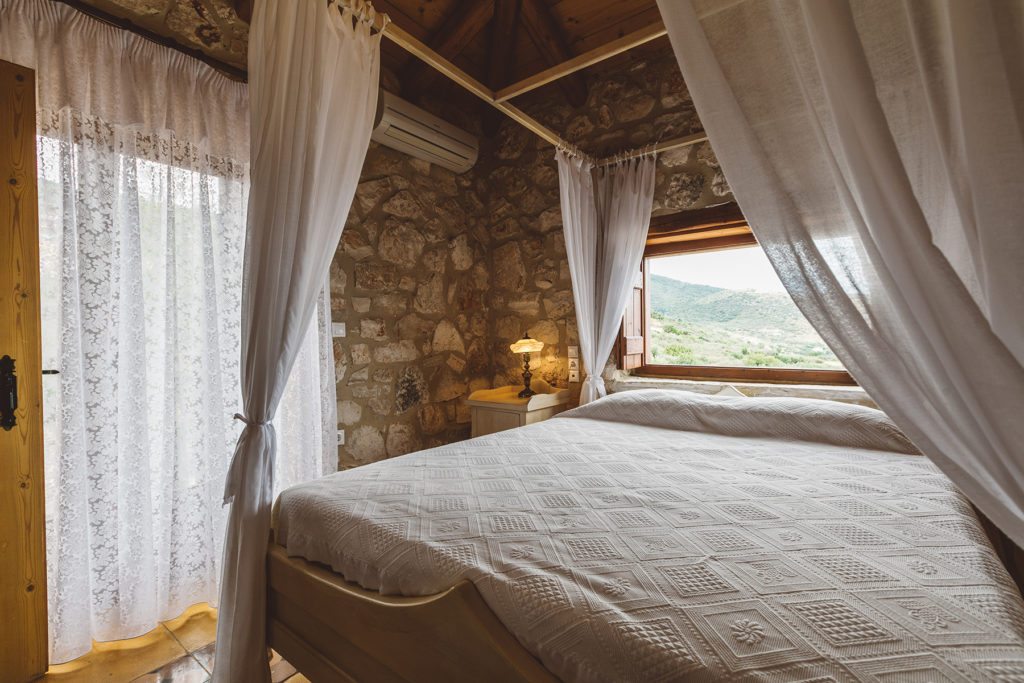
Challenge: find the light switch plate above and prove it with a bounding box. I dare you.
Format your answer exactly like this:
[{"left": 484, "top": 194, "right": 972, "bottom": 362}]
[
  {"left": 336, "top": 429, "right": 345, "bottom": 446},
  {"left": 568, "top": 346, "right": 579, "bottom": 359},
  {"left": 569, "top": 370, "right": 580, "bottom": 383},
  {"left": 331, "top": 322, "right": 346, "bottom": 338}
]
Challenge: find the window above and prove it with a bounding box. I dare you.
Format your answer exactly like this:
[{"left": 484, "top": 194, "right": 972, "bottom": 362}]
[{"left": 621, "top": 203, "right": 854, "bottom": 385}]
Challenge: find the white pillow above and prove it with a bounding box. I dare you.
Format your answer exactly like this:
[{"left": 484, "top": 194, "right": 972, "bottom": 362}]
[{"left": 561, "top": 389, "right": 919, "bottom": 454}]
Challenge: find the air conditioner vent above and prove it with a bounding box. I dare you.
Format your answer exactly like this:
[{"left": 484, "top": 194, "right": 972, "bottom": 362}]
[{"left": 371, "top": 90, "right": 479, "bottom": 174}]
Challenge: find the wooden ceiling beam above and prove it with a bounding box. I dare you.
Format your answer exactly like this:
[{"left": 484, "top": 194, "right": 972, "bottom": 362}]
[
  {"left": 487, "top": 0, "right": 521, "bottom": 90},
  {"left": 518, "top": 0, "right": 588, "bottom": 107},
  {"left": 399, "top": 0, "right": 496, "bottom": 103},
  {"left": 495, "top": 21, "right": 666, "bottom": 103},
  {"left": 483, "top": 0, "right": 521, "bottom": 135}
]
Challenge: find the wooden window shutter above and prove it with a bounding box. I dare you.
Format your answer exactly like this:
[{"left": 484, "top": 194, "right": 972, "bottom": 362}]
[{"left": 619, "top": 263, "right": 645, "bottom": 370}]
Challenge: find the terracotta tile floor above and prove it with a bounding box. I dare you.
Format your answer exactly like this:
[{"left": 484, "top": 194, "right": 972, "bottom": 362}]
[{"left": 42, "top": 604, "right": 306, "bottom": 683}]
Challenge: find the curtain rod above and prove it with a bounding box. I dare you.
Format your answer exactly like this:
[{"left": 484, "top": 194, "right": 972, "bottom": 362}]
[{"left": 596, "top": 132, "right": 709, "bottom": 166}]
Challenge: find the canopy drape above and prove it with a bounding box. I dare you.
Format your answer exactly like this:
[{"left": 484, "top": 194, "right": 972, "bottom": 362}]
[
  {"left": 212, "top": 0, "right": 382, "bottom": 680},
  {"left": 657, "top": 0, "right": 1024, "bottom": 546},
  {"left": 557, "top": 151, "right": 656, "bottom": 404},
  {"left": 0, "top": 0, "right": 336, "bottom": 663}
]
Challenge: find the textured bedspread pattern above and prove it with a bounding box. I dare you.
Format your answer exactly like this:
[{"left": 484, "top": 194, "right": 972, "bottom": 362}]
[{"left": 276, "top": 391, "right": 1024, "bottom": 682}]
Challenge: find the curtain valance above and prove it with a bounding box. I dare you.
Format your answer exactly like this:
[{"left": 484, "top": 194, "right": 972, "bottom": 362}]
[{"left": 0, "top": 0, "right": 248, "bottom": 163}]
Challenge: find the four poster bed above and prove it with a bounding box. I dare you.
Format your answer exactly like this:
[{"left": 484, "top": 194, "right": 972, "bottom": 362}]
[
  {"left": 213, "top": 0, "right": 1024, "bottom": 679},
  {"left": 266, "top": 391, "right": 1024, "bottom": 682}
]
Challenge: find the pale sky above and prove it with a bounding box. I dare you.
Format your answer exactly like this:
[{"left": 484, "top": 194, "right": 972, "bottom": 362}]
[{"left": 648, "top": 246, "right": 787, "bottom": 294}]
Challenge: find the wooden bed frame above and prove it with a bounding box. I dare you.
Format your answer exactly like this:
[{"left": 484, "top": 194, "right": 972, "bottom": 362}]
[{"left": 266, "top": 543, "right": 558, "bottom": 683}]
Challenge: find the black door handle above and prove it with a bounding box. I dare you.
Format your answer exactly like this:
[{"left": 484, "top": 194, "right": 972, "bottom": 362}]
[{"left": 1, "top": 355, "right": 15, "bottom": 431}]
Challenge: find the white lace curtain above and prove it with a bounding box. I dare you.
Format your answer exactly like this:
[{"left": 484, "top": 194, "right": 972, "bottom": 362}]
[
  {"left": 557, "top": 151, "right": 656, "bottom": 404},
  {"left": 1, "top": 0, "right": 336, "bottom": 663},
  {"left": 658, "top": 0, "right": 1024, "bottom": 546}
]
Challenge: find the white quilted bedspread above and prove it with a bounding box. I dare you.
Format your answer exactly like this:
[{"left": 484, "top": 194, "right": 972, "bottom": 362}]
[{"left": 276, "top": 391, "right": 1024, "bottom": 682}]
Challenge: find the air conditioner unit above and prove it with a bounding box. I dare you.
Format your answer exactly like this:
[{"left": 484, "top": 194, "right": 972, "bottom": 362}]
[{"left": 371, "top": 90, "right": 479, "bottom": 174}]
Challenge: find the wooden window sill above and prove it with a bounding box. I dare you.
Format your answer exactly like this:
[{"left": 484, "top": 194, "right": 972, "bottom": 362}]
[{"left": 635, "top": 364, "right": 855, "bottom": 386}]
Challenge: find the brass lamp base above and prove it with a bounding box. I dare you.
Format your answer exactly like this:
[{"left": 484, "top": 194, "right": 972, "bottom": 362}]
[{"left": 518, "top": 352, "right": 535, "bottom": 398}]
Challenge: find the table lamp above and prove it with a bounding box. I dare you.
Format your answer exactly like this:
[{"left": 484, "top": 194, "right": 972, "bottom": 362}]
[{"left": 509, "top": 334, "right": 544, "bottom": 398}]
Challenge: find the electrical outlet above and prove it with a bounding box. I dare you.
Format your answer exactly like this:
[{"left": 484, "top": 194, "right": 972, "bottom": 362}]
[
  {"left": 568, "top": 358, "right": 579, "bottom": 372},
  {"left": 336, "top": 429, "right": 345, "bottom": 446},
  {"left": 331, "top": 322, "right": 346, "bottom": 337}
]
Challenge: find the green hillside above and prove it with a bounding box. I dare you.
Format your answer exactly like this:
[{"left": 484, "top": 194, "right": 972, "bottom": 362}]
[{"left": 647, "top": 274, "right": 843, "bottom": 369}]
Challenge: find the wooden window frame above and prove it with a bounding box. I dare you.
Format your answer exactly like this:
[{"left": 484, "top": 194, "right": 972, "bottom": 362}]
[{"left": 623, "top": 203, "right": 856, "bottom": 386}]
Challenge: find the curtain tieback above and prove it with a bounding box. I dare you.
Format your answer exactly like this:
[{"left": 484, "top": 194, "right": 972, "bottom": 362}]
[
  {"left": 223, "top": 414, "right": 275, "bottom": 504},
  {"left": 233, "top": 412, "right": 270, "bottom": 427}
]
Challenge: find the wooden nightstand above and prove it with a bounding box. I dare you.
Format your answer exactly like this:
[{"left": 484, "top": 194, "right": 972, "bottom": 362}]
[{"left": 467, "top": 381, "right": 571, "bottom": 438}]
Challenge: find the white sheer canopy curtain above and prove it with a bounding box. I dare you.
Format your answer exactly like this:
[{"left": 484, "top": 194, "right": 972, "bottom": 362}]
[
  {"left": 557, "top": 150, "right": 656, "bottom": 404},
  {"left": 657, "top": 0, "right": 1024, "bottom": 545},
  {"left": 0, "top": 0, "right": 336, "bottom": 664},
  {"left": 213, "top": 0, "right": 381, "bottom": 680}
]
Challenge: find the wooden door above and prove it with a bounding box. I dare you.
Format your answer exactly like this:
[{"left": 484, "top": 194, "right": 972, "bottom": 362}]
[{"left": 0, "top": 59, "right": 48, "bottom": 682}]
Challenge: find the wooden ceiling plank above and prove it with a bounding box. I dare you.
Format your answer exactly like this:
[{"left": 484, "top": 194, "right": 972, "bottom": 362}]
[
  {"left": 487, "top": 0, "right": 521, "bottom": 90},
  {"left": 400, "top": 0, "right": 496, "bottom": 101},
  {"left": 513, "top": 5, "right": 662, "bottom": 81},
  {"left": 371, "top": 0, "right": 437, "bottom": 40},
  {"left": 420, "top": 0, "right": 496, "bottom": 56},
  {"left": 519, "top": 0, "right": 588, "bottom": 107},
  {"left": 548, "top": 0, "right": 656, "bottom": 44},
  {"left": 376, "top": 0, "right": 457, "bottom": 34},
  {"left": 495, "top": 20, "right": 665, "bottom": 102},
  {"left": 483, "top": 0, "right": 521, "bottom": 135},
  {"left": 572, "top": 5, "right": 663, "bottom": 45}
]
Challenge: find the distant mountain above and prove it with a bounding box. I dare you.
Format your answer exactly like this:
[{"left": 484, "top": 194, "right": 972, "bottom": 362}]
[
  {"left": 646, "top": 274, "right": 842, "bottom": 368},
  {"left": 649, "top": 274, "right": 803, "bottom": 330}
]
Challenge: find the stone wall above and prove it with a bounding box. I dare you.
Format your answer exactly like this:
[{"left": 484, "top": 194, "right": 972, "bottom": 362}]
[
  {"left": 330, "top": 40, "right": 735, "bottom": 469},
  {"left": 483, "top": 39, "right": 733, "bottom": 392},
  {"left": 332, "top": 142, "right": 493, "bottom": 468}
]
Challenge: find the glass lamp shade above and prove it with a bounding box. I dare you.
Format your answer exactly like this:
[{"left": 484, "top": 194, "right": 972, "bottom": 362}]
[{"left": 510, "top": 336, "right": 544, "bottom": 354}]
